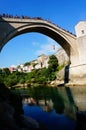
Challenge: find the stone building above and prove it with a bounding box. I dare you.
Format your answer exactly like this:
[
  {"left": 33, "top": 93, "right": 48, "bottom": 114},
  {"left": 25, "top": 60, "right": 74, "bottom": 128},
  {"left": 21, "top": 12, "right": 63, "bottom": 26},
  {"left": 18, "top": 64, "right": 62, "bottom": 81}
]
[{"left": 75, "top": 21, "right": 86, "bottom": 37}]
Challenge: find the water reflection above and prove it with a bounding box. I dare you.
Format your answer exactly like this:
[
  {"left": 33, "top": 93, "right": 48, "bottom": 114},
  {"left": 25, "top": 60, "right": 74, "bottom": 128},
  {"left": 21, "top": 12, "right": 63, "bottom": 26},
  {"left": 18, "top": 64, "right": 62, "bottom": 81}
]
[
  {"left": 22, "top": 86, "right": 65, "bottom": 113},
  {"left": 11, "top": 85, "right": 86, "bottom": 130},
  {"left": 23, "top": 104, "right": 76, "bottom": 130},
  {"left": 12, "top": 86, "right": 77, "bottom": 129},
  {"left": 21, "top": 86, "right": 77, "bottom": 117}
]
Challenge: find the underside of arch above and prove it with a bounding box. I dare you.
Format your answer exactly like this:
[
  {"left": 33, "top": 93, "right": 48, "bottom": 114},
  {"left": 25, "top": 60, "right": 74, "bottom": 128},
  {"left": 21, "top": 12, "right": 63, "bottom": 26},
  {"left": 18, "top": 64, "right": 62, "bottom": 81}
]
[{"left": 6, "top": 25, "right": 72, "bottom": 58}]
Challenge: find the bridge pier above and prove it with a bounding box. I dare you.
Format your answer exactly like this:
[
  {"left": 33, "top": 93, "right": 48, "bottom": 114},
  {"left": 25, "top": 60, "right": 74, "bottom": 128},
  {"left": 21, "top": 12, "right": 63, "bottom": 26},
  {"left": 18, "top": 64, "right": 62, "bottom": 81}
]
[
  {"left": 69, "top": 64, "right": 86, "bottom": 85},
  {"left": 68, "top": 21, "right": 86, "bottom": 85}
]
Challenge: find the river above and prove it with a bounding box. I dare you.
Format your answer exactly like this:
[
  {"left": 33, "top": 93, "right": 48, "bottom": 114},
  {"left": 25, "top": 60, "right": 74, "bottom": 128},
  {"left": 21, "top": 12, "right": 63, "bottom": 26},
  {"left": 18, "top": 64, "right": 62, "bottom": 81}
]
[
  {"left": 12, "top": 85, "right": 86, "bottom": 130},
  {"left": 23, "top": 103, "right": 76, "bottom": 130}
]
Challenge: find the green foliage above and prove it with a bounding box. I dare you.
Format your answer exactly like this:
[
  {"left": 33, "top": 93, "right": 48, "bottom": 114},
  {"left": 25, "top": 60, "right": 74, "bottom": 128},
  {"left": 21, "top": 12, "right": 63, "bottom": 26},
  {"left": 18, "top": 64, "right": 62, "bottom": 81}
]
[
  {"left": 0, "top": 68, "right": 2, "bottom": 74},
  {"left": 25, "top": 68, "right": 49, "bottom": 84},
  {"left": 57, "top": 64, "right": 65, "bottom": 71},
  {"left": 0, "top": 71, "right": 26, "bottom": 87},
  {"left": 17, "top": 65, "right": 21, "bottom": 68},
  {"left": 16, "top": 86, "right": 65, "bottom": 113},
  {"left": 0, "top": 75, "right": 3, "bottom": 83},
  {"left": 4, "top": 73, "right": 19, "bottom": 87},
  {"left": 50, "top": 87, "right": 65, "bottom": 113},
  {"left": 24, "top": 62, "right": 30, "bottom": 66},
  {"left": 48, "top": 55, "right": 58, "bottom": 72},
  {"left": 2, "top": 68, "right": 10, "bottom": 75},
  {"left": 0, "top": 54, "right": 61, "bottom": 87},
  {"left": 19, "top": 78, "right": 25, "bottom": 84}
]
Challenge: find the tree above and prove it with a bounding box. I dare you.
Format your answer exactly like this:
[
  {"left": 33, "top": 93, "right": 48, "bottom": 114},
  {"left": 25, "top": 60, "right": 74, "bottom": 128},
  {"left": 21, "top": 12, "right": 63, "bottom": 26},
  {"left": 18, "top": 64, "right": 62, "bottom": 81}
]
[
  {"left": 48, "top": 55, "right": 58, "bottom": 72},
  {"left": 0, "top": 68, "right": 2, "bottom": 74},
  {"left": 47, "top": 55, "right": 58, "bottom": 80},
  {"left": 24, "top": 62, "right": 30, "bottom": 66},
  {"left": 2, "top": 68, "right": 10, "bottom": 75}
]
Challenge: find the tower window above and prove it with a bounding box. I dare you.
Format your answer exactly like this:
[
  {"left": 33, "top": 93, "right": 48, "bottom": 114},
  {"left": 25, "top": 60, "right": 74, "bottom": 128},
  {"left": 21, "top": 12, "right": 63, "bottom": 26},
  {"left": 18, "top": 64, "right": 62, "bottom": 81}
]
[{"left": 81, "top": 30, "right": 84, "bottom": 34}]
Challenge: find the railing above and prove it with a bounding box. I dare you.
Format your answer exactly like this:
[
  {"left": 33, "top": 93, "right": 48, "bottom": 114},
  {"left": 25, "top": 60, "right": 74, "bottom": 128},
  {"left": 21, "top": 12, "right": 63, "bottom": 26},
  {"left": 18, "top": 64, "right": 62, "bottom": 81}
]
[{"left": 0, "top": 13, "right": 76, "bottom": 36}]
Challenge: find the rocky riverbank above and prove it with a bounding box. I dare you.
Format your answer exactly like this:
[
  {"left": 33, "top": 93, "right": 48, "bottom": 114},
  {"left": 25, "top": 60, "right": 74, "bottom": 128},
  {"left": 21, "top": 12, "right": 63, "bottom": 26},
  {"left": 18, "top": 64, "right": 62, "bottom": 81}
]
[{"left": 0, "top": 83, "right": 47, "bottom": 130}]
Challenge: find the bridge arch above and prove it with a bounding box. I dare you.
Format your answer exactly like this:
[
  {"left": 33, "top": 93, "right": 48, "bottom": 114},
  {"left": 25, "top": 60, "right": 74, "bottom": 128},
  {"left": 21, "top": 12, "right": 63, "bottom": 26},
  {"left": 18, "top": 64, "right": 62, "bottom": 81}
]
[
  {"left": 14, "top": 25, "right": 71, "bottom": 56},
  {"left": 0, "top": 17, "right": 78, "bottom": 65}
]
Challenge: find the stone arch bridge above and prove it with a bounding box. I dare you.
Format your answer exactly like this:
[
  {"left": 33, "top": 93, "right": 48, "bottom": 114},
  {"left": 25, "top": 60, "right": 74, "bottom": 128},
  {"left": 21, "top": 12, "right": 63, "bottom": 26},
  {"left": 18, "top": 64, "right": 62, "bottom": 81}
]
[{"left": 0, "top": 16, "right": 86, "bottom": 84}]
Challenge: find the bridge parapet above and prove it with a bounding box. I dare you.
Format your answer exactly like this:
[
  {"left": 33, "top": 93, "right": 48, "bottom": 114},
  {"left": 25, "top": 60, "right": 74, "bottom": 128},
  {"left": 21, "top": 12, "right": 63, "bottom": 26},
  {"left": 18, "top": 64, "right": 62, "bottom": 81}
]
[{"left": 1, "top": 15, "right": 76, "bottom": 37}]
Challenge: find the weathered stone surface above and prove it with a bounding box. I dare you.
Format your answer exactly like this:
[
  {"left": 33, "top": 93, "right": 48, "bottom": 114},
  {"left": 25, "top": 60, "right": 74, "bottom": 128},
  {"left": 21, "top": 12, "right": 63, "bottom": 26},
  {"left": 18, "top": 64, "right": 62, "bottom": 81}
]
[{"left": 55, "top": 48, "right": 69, "bottom": 65}]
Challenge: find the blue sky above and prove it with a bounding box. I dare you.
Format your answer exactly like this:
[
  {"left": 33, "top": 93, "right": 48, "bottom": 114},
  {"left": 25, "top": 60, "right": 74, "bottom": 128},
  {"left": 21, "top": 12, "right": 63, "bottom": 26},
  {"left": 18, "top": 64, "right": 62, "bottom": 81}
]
[{"left": 0, "top": 0, "right": 86, "bottom": 68}]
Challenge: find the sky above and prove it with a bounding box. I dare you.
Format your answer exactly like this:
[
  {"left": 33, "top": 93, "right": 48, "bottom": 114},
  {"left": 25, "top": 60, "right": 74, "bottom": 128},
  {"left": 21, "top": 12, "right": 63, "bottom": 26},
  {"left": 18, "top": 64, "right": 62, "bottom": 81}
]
[{"left": 0, "top": 0, "right": 86, "bottom": 68}]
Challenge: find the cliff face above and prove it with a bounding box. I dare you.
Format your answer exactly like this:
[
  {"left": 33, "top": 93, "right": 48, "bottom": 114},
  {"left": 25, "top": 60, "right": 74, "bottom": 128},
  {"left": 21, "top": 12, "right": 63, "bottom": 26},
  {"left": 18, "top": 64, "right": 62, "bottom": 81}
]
[
  {"left": 31, "top": 48, "right": 69, "bottom": 69},
  {"left": 55, "top": 48, "right": 69, "bottom": 65}
]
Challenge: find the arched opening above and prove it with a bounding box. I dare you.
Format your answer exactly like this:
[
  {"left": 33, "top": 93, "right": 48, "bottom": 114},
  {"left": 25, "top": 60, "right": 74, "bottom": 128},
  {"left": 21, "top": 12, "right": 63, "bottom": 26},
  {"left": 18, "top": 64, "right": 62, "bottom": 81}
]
[
  {"left": 1, "top": 23, "right": 71, "bottom": 84},
  {"left": 5, "top": 25, "right": 72, "bottom": 58},
  {"left": 0, "top": 18, "right": 77, "bottom": 130},
  {"left": 0, "top": 30, "right": 70, "bottom": 82},
  {"left": 0, "top": 32, "right": 64, "bottom": 68}
]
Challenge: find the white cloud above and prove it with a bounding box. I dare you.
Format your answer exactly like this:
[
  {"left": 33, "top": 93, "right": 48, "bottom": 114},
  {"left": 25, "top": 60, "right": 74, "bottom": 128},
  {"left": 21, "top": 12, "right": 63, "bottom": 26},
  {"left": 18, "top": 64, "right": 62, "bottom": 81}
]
[
  {"left": 35, "top": 37, "right": 61, "bottom": 56},
  {"left": 32, "top": 41, "right": 39, "bottom": 46}
]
